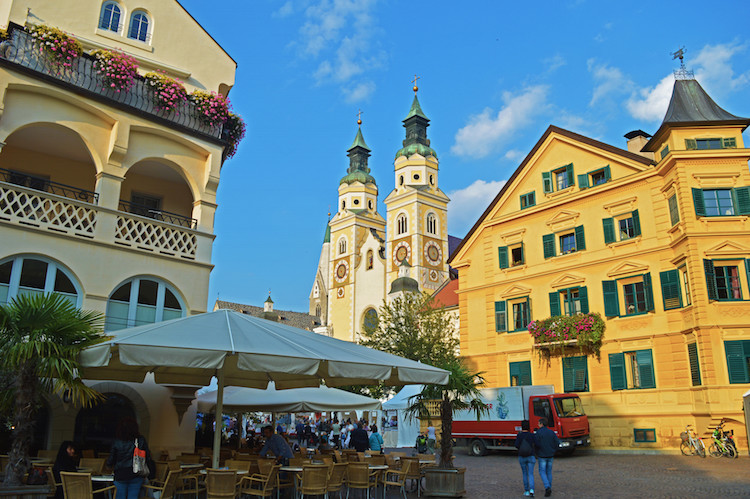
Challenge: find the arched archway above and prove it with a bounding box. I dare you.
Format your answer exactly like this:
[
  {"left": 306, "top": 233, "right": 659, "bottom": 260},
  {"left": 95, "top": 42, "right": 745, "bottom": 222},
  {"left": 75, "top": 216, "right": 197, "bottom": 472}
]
[
  {"left": 74, "top": 393, "right": 136, "bottom": 453},
  {"left": 120, "top": 159, "right": 195, "bottom": 227}
]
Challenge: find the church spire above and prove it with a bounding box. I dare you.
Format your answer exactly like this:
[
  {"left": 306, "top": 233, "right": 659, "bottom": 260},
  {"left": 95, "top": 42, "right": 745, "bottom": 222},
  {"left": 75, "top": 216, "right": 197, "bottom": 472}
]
[
  {"left": 396, "top": 82, "right": 437, "bottom": 159},
  {"left": 341, "top": 117, "right": 376, "bottom": 185}
]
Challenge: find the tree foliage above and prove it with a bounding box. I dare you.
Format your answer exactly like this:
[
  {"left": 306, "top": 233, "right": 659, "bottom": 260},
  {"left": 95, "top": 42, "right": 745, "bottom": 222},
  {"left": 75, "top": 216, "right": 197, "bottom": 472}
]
[{"left": 0, "top": 293, "right": 105, "bottom": 486}]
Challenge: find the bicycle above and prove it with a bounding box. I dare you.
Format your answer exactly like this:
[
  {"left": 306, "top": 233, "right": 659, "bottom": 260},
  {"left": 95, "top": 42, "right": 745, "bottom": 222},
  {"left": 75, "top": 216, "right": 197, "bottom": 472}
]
[
  {"left": 680, "top": 425, "right": 706, "bottom": 457},
  {"left": 708, "top": 422, "right": 737, "bottom": 458}
]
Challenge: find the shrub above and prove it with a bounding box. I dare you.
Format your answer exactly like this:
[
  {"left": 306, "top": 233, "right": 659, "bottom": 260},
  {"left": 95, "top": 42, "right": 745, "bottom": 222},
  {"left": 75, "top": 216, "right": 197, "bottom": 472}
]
[{"left": 92, "top": 50, "right": 138, "bottom": 92}]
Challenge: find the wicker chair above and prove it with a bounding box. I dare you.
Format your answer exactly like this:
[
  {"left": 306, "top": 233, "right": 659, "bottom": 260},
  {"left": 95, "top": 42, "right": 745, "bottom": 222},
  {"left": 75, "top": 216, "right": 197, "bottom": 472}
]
[
  {"left": 238, "top": 464, "right": 280, "bottom": 498},
  {"left": 225, "top": 459, "right": 251, "bottom": 473},
  {"left": 381, "top": 460, "right": 411, "bottom": 499},
  {"left": 60, "top": 472, "right": 115, "bottom": 499},
  {"left": 401, "top": 457, "right": 422, "bottom": 496},
  {"left": 143, "top": 470, "right": 180, "bottom": 499},
  {"left": 180, "top": 454, "right": 201, "bottom": 464},
  {"left": 333, "top": 450, "right": 344, "bottom": 463},
  {"left": 345, "top": 462, "right": 377, "bottom": 499},
  {"left": 44, "top": 469, "right": 60, "bottom": 498},
  {"left": 77, "top": 458, "right": 104, "bottom": 475},
  {"left": 326, "top": 462, "right": 348, "bottom": 499},
  {"left": 205, "top": 469, "right": 238, "bottom": 499},
  {"left": 298, "top": 464, "right": 329, "bottom": 498},
  {"left": 364, "top": 454, "right": 385, "bottom": 465}
]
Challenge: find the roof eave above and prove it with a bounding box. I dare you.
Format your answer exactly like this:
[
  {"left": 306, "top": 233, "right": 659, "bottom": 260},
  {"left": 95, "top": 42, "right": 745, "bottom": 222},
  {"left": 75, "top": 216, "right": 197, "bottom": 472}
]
[{"left": 643, "top": 119, "right": 750, "bottom": 152}]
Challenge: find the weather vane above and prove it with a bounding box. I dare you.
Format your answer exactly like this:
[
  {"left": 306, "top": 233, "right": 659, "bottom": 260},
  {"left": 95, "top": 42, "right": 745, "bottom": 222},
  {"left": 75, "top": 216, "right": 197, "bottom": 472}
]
[
  {"left": 412, "top": 74, "right": 420, "bottom": 94},
  {"left": 671, "top": 46, "right": 693, "bottom": 80},
  {"left": 356, "top": 109, "right": 363, "bottom": 126}
]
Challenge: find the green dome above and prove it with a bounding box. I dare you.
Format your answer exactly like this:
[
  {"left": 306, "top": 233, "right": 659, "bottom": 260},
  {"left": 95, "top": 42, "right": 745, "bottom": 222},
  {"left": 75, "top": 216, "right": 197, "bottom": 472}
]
[
  {"left": 389, "top": 276, "right": 420, "bottom": 295},
  {"left": 340, "top": 170, "right": 376, "bottom": 185},
  {"left": 395, "top": 142, "right": 437, "bottom": 160}
]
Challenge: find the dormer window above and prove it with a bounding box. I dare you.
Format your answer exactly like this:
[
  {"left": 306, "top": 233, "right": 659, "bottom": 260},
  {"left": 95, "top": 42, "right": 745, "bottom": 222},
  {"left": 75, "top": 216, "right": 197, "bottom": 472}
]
[
  {"left": 128, "top": 11, "right": 150, "bottom": 42},
  {"left": 99, "top": 1, "right": 122, "bottom": 32}
]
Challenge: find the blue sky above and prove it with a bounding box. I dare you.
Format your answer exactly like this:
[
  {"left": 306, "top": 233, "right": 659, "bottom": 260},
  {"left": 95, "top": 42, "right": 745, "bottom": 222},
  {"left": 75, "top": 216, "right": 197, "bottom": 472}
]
[{"left": 179, "top": 0, "right": 750, "bottom": 313}]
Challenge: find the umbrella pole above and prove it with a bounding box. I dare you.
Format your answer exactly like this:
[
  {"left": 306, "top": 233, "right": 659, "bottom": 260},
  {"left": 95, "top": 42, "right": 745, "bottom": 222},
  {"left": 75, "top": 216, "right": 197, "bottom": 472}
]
[{"left": 213, "top": 368, "right": 225, "bottom": 468}]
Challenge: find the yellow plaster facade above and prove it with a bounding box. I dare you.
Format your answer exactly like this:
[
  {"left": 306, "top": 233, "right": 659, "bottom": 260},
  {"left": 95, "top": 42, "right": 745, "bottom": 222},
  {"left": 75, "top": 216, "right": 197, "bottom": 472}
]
[{"left": 450, "top": 79, "right": 750, "bottom": 452}]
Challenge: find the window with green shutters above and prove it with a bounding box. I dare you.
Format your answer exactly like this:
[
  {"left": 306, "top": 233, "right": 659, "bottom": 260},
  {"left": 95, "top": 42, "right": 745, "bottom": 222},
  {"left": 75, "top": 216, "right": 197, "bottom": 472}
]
[
  {"left": 511, "top": 298, "right": 531, "bottom": 332},
  {"left": 579, "top": 165, "right": 611, "bottom": 190},
  {"left": 494, "top": 301, "right": 507, "bottom": 333},
  {"left": 520, "top": 192, "right": 536, "bottom": 210},
  {"left": 692, "top": 187, "right": 750, "bottom": 217},
  {"left": 510, "top": 361, "right": 532, "bottom": 386},
  {"left": 603, "top": 210, "right": 641, "bottom": 244},
  {"left": 668, "top": 194, "right": 680, "bottom": 226},
  {"left": 563, "top": 356, "right": 589, "bottom": 392},
  {"left": 550, "top": 287, "right": 589, "bottom": 316},
  {"left": 725, "top": 340, "right": 750, "bottom": 384},
  {"left": 499, "top": 244, "right": 525, "bottom": 269},
  {"left": 542, "top": 163, "right": 575, "bottom": 193},
  {"left": 602, "top": 274, "right": 654, "bottom": 317},
  {"left": 703, "top": 259, "right": 746, "bottom": 301},
  {"left": 544, "top": 226, "right": 585, "bottom": 257},
  {"left": 685, "top": 137, "right": 737, "bottom": 150},
  {"left": 659, "top": 269, "right": 683, "bottom": 310},
  {"left": 687, "top": 343, "right": 701, "bottom": 386},
  {"left": 609, "top": 349, "right": 656, "bottom": 390},
  {"left": 660, "top": 145, "right": 669, "bottom": 160}
]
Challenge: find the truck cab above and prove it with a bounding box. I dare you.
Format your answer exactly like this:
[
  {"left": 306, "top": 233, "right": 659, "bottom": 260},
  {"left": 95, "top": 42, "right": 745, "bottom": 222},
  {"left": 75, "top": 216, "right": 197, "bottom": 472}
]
[{"left": 529, "top": 394, "right": 591, "bottom": 451}]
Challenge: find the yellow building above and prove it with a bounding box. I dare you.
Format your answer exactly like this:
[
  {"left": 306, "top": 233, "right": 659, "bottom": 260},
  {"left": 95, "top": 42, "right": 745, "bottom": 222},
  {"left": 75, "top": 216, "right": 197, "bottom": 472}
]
[
  {"left": 0, "top": 0, "right": 236, "bottom": 456},
  {"left": 310, "top": 92, "right": 451, "bottom": 341},
  {"left": 449, "top": 75, "right": 750, "bottom": 451}
]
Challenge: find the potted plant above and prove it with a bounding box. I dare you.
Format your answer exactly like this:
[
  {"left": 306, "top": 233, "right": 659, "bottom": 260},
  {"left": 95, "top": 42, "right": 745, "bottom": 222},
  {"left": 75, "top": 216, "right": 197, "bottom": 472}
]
[
  {"left": 144, "top": 72, "right": 187, "bottom": 112},
  {"left": 406, "top": 357, "right": 488, "bottom": 497},
  {"left": 190, "top": 90, "right": 230, "bottom": 127},
  {"left": 222, "top": 112, "right": 246, "bottom": 159},
  {"left": 527, "top": 312, "right": 605, "bottom": 359},
  {"left": 0, "top": 294, "right": 104, "bottom": 491},
  {"left": 29, "top": 24, "right": 82, "bottom": 70},
  {"left": 92, "top": 49, "right": 139, "bottom": 92}
]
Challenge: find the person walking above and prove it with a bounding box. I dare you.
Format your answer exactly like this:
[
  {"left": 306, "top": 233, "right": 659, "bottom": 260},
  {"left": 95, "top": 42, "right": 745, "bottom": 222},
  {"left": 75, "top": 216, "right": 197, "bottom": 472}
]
[
  {"left": 426, "top": 424, "right": 437, "bottom": 454},
  {"left": 106, "top": 417, "right": 153, "bottom": 499},
  {"left": 349, "top": 422, "right": 370, "bottom": 452},
  {"left": 368, "top": 425, "right": 384, "bottom": 453},
  {"left": 331, "top": 419, "right": 341, "bottom": 449},
  {"left": 514, "top": 420, "right": 536, "bottom": 497},
  {"left": 295, "top": 420, "right": 305, "bottom": 447},
  {"left": 534, "top": 417, "right": 560, "bottom": 497}
]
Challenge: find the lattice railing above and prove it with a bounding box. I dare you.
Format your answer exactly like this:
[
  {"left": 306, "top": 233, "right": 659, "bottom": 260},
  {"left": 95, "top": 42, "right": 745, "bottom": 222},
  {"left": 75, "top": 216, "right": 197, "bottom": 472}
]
[
  {"left": 0, "top": 183, "right": 97, "bottom": 237},
  {"left": 114, "top": 214, "right": 197, "bottom": 259}
]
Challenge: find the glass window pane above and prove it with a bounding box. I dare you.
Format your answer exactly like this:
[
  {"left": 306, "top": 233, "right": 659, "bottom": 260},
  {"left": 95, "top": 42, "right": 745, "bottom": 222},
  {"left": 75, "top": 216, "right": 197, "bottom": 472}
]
[
  {"left": 162, "top": 308, "right": 182, "bottom": 322},
  {"left": 110, "top": 282, "right": 131, "bottom": 302},
  {"left": 135, "top": 304, "right": 156, "bottom": 325},
  {"left": 17, "top": 288, "right": 43, "bottom": 299},
  {"left": 164, "top": 288, "right": 181, "bottom": 310},
  {"left": 137, "top": 280, "right": 158, "bottom": 305},
  {"left": 19, "top": 259, "right": 48, "bottom": 289},
  {"left": 0, "top": 261, "right": 12, "bottom": 284},
  {"left": 54, "top": 270, "right": 76, "bottom": 294},
  {"left": 560, "top": 234, "right": 575, "bottom": 254},
  {"left": 0, "top": 284, "right": 8, "bottom": 305},
  {"left": 105, "top": 301, "right": 130, "bottom": 331}
]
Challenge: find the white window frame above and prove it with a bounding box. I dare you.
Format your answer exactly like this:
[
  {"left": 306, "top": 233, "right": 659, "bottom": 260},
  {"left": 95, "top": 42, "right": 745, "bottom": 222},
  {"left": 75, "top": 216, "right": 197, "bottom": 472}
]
[
  {"left": 128, "top": 10, "right": 151, "bottom": 43},
  {"left": 105, "top": 277, "right": 185, "bottom": 331},
  {"left": 426, "top": 212, "right": 437, "bottom": 235},
  {"left": 99, "top": 1, "right": 123, "bottom": 33},
  {"left": 0, "top": 255, "right": 82, "bottom": 308}
]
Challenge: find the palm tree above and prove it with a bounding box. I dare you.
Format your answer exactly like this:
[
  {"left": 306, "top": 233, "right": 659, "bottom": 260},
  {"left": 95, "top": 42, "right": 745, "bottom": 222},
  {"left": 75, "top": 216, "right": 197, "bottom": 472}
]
[
  {"left": 406, "top": 357, "right": 488, "bottom": 468},
  {"left": 0, "top": 293, "right": 104, "bottom": 486}
]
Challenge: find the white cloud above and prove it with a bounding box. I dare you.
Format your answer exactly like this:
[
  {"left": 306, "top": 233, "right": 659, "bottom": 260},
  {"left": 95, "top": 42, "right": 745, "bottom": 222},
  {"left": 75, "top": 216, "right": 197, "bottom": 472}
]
[
  {"left": 451, "top": 85, "right": 549, "bottom": 159},
  {"left": 543, "top": 54, "right": 566, "bottom": 73},
  {"left": 588, "top": 59, "right": 633, "bottom": 106},
  {"left": 504, "top": 149, "right": 524, "bottom": 162},
  {"left": 447, "top": 180, "right": 507, "bottom": 236},
  {"left": 625, "top": 74, "right": 674, "bottom": 122},
  {"left": 274, "top": 1, "right": 294, "bottom": 18},
  {"left": 343, "top": 81, "right": 375, "bottom": 103},
  {"left": 693, "top": 42, "right": 750, "bottom": 95}
]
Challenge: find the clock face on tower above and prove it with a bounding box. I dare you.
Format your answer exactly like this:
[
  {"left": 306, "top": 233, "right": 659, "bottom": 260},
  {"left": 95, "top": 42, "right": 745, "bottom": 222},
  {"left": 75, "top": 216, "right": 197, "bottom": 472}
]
[
  {"left": 393, "top": 241, "right": 411, "bottom": 266},
  {"left": 424, "top": 241, "right": 442, "bottom": 266},
  {"left": 334, "top": 260, "right": 349, "bottom": 283}
]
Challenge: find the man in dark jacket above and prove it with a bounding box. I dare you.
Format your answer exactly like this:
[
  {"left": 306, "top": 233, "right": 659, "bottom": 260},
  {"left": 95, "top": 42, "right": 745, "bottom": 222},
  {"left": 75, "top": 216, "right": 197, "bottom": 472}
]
[
  {"left": 534, "top": 418, "right": 560, "bottom": 497},
  {"left": 349, "top": 423, "right": 370, "bottom": 452}
]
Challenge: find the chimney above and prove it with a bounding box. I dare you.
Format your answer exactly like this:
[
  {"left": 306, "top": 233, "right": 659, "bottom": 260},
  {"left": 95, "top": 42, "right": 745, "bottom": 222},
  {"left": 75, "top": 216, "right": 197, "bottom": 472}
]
[{"left": 624, "top": 130, "right": 655, "bottom": 160}]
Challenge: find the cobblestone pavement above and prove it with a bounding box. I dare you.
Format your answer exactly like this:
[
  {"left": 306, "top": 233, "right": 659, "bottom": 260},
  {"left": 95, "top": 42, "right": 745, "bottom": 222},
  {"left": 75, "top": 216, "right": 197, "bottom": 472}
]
[{"left": 380, "top": 449, "right": 750, "bottom": 498}]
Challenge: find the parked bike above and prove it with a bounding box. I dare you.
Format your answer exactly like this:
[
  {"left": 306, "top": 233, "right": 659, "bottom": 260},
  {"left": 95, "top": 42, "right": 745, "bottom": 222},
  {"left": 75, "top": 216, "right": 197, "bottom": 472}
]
[
  {"left": 709, "top": 421, "right": 737, "bottom": 459},
  {"left": 680, "top": 425, "right": 706, "bottom": 457}
]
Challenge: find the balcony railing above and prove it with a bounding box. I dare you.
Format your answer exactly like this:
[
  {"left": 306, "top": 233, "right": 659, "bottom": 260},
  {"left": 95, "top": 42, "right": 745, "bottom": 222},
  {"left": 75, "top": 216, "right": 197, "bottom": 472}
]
[
  {"left": 0, "top": 23, "right": 227, "bottom": 142},
  {"left": 118, "top": 199, "right": 196, "bottom": 229},
  {"left": 0, "top": 167, "right": 99, "bottom": 204}
]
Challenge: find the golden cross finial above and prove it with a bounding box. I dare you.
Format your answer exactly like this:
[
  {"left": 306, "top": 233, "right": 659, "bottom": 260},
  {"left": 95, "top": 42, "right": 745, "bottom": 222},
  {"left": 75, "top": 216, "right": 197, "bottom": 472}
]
[
  {"left": 412, "top": 74, "right": 420, "bottom": 93},
  {"left": 356, "top": 109, "right": 363, "bottom": 126}
]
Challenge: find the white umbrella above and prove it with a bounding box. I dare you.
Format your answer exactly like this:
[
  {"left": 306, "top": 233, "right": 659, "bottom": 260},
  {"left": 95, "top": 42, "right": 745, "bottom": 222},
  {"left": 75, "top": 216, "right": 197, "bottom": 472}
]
[
  {"left": 79, "top": 309, "right": 447, "bottom": 466},
  {"left": 196, "top": 382, "right": 381, "bottom": 413}
]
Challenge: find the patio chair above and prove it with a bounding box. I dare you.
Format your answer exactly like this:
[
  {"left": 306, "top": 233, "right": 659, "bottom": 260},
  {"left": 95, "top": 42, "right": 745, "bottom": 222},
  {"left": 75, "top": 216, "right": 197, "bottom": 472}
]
[
  {"left": 384, "top": 454, "right": 399, "bottom": 470},
  {"left": 37, "top": 450, "right": 57, "bottom": 461},
  {"left": 417, "top": 454, "right": 436, "bottom": 465},
  {"left": 78, "top": 458, "right": 105, "bottom": 475},
  {"left": 60, "top": 471, "right": 115, "bottom": 499},
  {"left": 326, "top": 463, "right": 347, "bottom": 499},
  {"left": 45, "top": 468, "right": 60, "bottom": 498},
  {"left": 401, "top": 457, "right": 422, "bottom": 497},
  {"left": 257, "top": 459, "right": 274, "bottom": 476},
  {"left": 364, "top": 455, "right": 385, "bottom": 465},
  {"left": 143, "top": 470, "right": 180, "bottom": 499},
  {"left": 389, "top": 452, "right": 406, "bottom": 459},
  {"left": 333, "top": 450, "right": 344, "bottom": 463},
  {"left": 225, "top": 459, "right": 251, "bottom": 473},
  {"left": 150, "top": 461, "right": 170, "bottom": 486},
  {"left": 345, "top": 462, "right": 377, "bottom": 499},
  {"left": 176, "top": 467, "right": 206, "bottom": 499},
  {"left": 80, "top": 450, "right": 95, "bottom": 459},
  {"left": 205, "top": 468, "right": 238, "bottom": 499},
  {"left": 180, "top": 454, "right": 201, "bottom": 464},
  {"left": 298, "top": 464, "right": 329, "bottom": 498},
  {"left": 381, "top": 460, "right": 411, "bottom": 499},
  {"left": 238, "top": 464, "right": 280, "bottom": 498}
]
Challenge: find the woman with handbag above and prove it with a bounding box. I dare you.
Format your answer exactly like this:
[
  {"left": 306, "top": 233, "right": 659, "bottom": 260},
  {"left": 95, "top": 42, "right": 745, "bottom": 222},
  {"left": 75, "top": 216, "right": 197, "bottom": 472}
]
[{"left": 105, "top": 417, "right": 153, "bottom": 498}]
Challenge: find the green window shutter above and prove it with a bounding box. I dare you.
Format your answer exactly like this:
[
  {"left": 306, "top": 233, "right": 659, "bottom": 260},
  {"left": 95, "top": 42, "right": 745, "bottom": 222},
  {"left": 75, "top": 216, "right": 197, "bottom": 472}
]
[
  {"left": 632, "top": 210, "right": 641, "bottom": 237},
  {"left": 609, "top": 353, "right": 626, "bottom": 390},
  {"left": 498, "top": 246, "right": 509, "bottom": 269},
  {"left": 725, "top": 341, "right": 749, "bottom": 383},
  {"left": 746, "top": 259, "right": 750, "bottom": 293},
  {"left": 578, "top": 174, "right": 589, "bottom": 190},
  {"left": 687, "top": 343, "right": 701, "bottom": 386},
  {"left": 562, "top": 357, "right": 575, "bottom": 393},
  {"left": 685, "top": 139, "right": 697, "bottom": 150},
  {"left": 495, "top": 301, "right": 507, "bottom": 332},
  {"left": 603, "top": 165, "right": 611, "bottom": 182},
  {"left": 542, "top": 233, "right": 555, "bottom": 259},
  {"left": 542, "top": 172, "right": 553, "bottom": 193},
  {"left": 602, "top": 280, "right": 620, "bottom": 317},
  {"left": 579, "top": 286, "right": 589, "bottom": 314},
  {"left": 602, "top": 217, "right": 615, "bottom": 244},
  {"left": 668, "top": 194, "right": 680, "bottom": 226},
  {"left": 519, "top": 242, "right": 525, "bottom": 265},
  {"left": 513, "top": 360, "right": 532, "bottom": 386},
  {"left": 574, "top": 225, "right": 586, "bottom": 251},
  {"left": 509, "top": 362, "right": 520, "bottom": 386},
  {"left": 566, "top": 164, "right": 575, "bottom": 187},
  {"left": 692, "top": 188, "right": 706, "bottom": 217},
  {"left": 643, "top": 273, "right": 654, "bottom": 312},
  {"left": 570, "top": 356, "right": 588, "bottom": 392},
  {"left": 549, "top": 291, "right": 561, "bottom": 316},
  {"left": 636, "top": 350, "right": 656, "bottom": 389},
  {"left": 723, "top": 137, "right": 737, "bottom": 148},
  {"left": 734, "top": 186, "right": 750, "bottom": 215},
  {"left": 659, "top": 269, "right": 682, "bottom": 310},
  {"left": 703, "top": 259, "right": 718, "bottom": 301}
]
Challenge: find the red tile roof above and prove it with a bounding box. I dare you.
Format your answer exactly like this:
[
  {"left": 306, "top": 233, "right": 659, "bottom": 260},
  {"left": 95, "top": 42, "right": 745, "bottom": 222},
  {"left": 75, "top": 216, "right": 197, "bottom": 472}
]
[{"left": 431, "top": 278, "right": 459, "bottom": 309}]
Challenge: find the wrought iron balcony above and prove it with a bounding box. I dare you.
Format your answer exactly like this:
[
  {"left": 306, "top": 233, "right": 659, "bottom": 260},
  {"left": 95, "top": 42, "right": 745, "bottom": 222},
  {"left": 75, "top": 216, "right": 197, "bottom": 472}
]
[
  {"left": 0, "top": 23, "right": 227, "bottom": 143},
  {"left": 118, "top": 199, "right": 196, "bottom": 229},
  {"left": 0, "top": 167, "right": 99, "bottom": 203}
]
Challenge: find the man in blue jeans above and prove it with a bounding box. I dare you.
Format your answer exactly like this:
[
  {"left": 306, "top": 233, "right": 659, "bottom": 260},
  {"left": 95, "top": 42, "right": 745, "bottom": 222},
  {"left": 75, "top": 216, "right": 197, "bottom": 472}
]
[{"left": 534, "top": 417, "right": 560, "bottom": 497}]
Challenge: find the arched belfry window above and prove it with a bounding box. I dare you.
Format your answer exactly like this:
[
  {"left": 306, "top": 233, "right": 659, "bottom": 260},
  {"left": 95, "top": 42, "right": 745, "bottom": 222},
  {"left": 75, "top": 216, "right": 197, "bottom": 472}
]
[
  {"left": 128, "top": 11, "right": 150, "bottom": 42},
  {"left": 105, "top": 277, "right": 184, "bottom": 331},
  {"left": 366, "top": 249, "right": 374, "bottom": 270},
  {"left": 0, "top": 256, "right": 81, "bottom": 307},
  {"left": 338, "top": 238, "right": 347, "bottom": 255},
  {"left": 99, "top": 1, "right": 122, "bottom": 32},
  {"left": 427, "top": 213, "right": 437, "bottom": 235},
  {"left": 397, "top": 214, "right": 408, "bottom": 235}
]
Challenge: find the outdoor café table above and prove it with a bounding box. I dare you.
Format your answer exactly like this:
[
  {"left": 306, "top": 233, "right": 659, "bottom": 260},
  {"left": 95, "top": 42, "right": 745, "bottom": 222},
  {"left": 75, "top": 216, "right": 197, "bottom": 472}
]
[
  {"left": 180, "top": 463, "right": 204, "bottom": 470},
  {"left": 91, "top": 475, "right": 114, "bottom": 499},
  {"left": 198, "top": 469, "right": 248, "bottom": 475}
]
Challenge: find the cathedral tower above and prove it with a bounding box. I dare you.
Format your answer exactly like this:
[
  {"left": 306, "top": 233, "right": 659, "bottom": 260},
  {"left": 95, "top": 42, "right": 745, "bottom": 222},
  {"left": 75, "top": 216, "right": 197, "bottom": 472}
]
[{"left": 384, "top": 88, "right": 450, "bottom": 293}]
